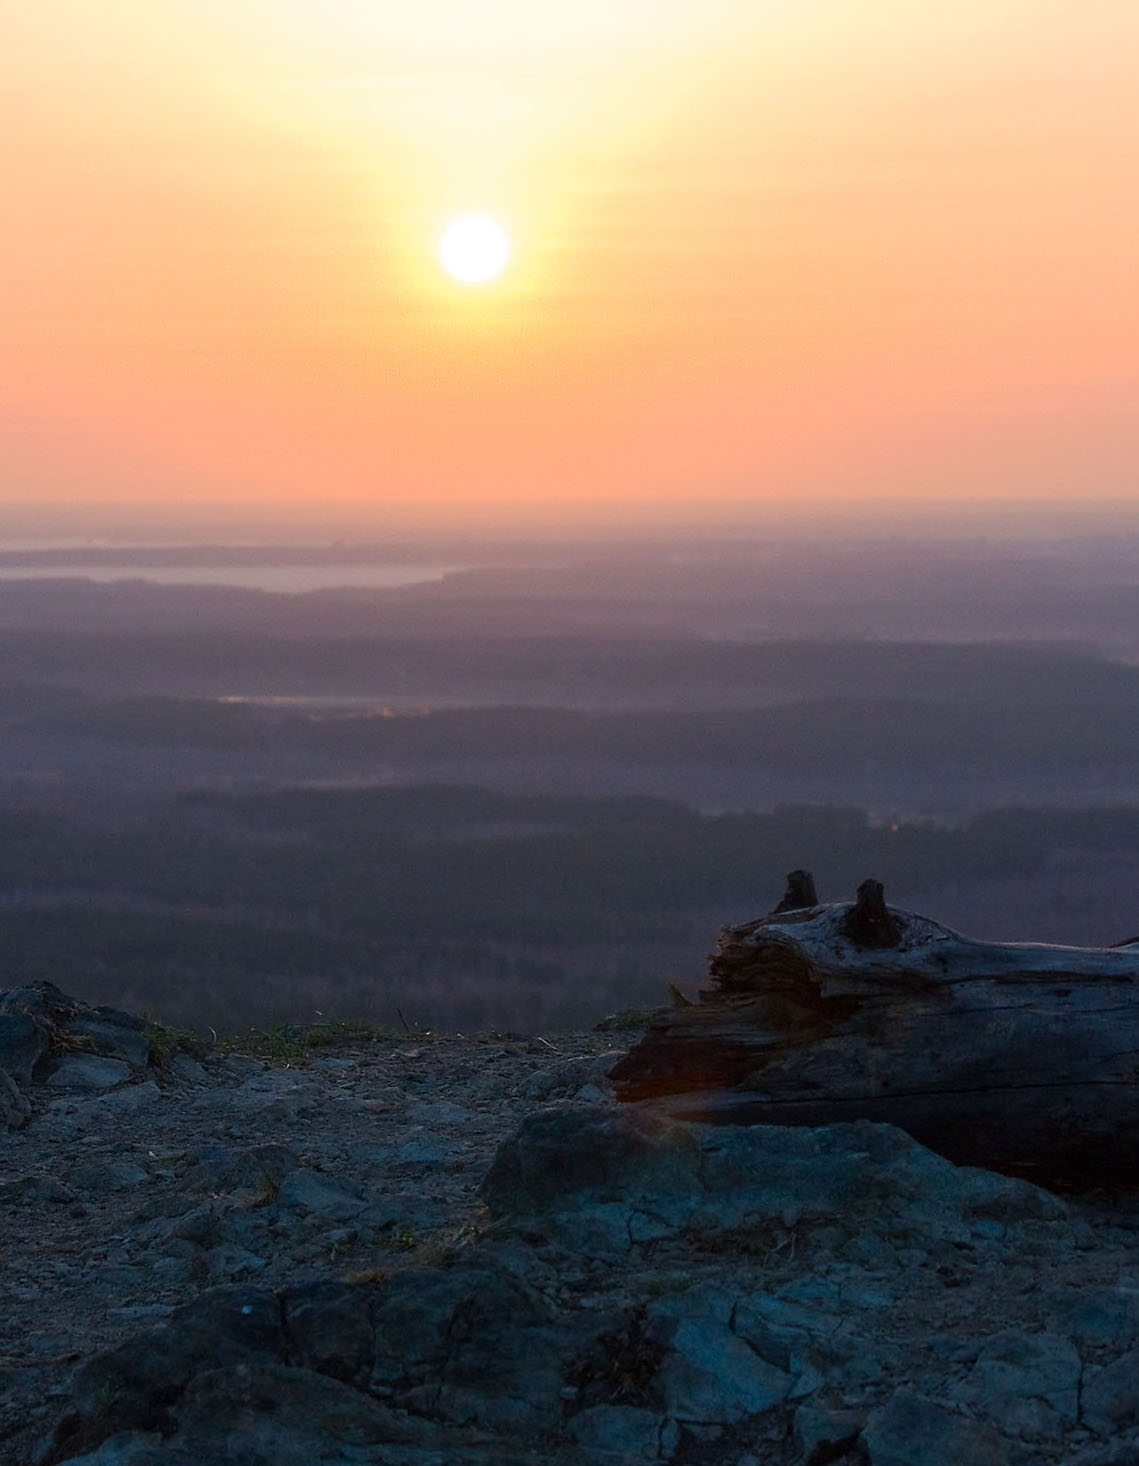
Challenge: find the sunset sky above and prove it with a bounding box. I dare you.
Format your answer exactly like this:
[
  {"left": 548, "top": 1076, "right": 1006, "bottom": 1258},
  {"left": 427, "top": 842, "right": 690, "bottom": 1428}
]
[{"left": 3, "top": 1, "right": 1138, "bottom": 535}]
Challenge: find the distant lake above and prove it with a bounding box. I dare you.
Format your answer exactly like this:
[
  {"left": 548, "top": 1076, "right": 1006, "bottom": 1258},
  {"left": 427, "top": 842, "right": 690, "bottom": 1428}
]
[{"left": 0, "top": 563, "right": 462, "bottom": 594}]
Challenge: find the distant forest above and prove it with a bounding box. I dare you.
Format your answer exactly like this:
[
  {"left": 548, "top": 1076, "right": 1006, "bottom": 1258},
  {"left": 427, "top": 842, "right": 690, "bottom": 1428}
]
[
  {"left": 0, "top": 555, "right": 1137, "bottom": 1029},
  {"left": 0, "top": 786, "right": 1136, "bottom": 1031},
  {"left": 6, "top": 684, "right": 1139, "bottom": 773}
]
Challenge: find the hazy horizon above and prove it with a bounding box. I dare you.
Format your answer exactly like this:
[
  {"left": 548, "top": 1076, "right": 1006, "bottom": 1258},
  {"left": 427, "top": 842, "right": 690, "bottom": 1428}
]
[{"left": 1, "top": 499, "right": 1139, "bottom": 549}]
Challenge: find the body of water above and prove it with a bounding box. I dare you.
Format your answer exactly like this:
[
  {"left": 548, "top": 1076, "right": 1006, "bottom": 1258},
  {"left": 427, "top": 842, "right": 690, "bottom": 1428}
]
[{"left": 0, "top": 563, "right": 461, "bottom": 593}]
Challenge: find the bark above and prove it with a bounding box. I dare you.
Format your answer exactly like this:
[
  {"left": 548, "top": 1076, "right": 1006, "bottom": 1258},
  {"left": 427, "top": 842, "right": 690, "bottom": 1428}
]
[
  {"left": 772, "top": 869, "right": 819, "bottom": 915},
  {"left": 610, "top": 885, "right": 1139, "bottom": 1189}
]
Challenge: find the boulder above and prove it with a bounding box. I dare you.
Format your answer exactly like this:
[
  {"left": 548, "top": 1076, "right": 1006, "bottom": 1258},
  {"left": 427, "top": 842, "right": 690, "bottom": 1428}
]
[
  {"left": 480, "top": 1104, "right": 1070, "bottom": 1254},
  {"left": 1082, "top": 1349, "right": 1139, "bottom": 1438},
  {"left": 0, "top": 1011, "right": 50, "bottom": 1082},
  {"left": 568, "top": 1404, "right": 677, "bottom": 1461},
  {"left": 948, "top": 1329, "right": 1081, "bottom": 1442},
  {"left": 862, "top": 1387, "right": 1008, "bottom": 1466},
  {"left": 275, "top": 1169, "right": 365, "bottom": 1222},
  {"left": 57, "top": 1016, "right": 150, "bottom": 1070},
  {"left": 1, "top": 1065, "right": 30, "bottom": 1129},
  {"left": 46, "top": 1055, "right": 133, "bottom": 1092},
  {"left": 654, "top": 1315, "right": 790, "bottom": 1423}
]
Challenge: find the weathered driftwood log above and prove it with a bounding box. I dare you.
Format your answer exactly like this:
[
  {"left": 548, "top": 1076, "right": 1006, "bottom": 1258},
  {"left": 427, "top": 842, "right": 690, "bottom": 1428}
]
[{"left": 610, "top": 878, "right": 1139, "bottom": 1188}]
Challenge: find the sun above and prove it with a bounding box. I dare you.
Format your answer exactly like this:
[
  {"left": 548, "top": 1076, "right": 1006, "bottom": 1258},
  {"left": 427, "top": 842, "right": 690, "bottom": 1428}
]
[{"left": 438, "top": 214, "right": 511, "bottom": 284}]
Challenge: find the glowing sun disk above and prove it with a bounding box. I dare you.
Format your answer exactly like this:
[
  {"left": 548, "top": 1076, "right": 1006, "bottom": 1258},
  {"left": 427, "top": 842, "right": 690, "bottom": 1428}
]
[{"left": 438, "top": 214, "right": 510, "bottom": 283}]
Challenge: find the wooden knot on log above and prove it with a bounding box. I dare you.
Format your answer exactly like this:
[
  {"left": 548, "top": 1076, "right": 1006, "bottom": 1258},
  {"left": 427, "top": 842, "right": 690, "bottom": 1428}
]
[
  {"left": 772, "top": 869, "right": 819, "bottom": 915},
  {"left": 843, "top": 878, "right": 903, "bottom": 949}
]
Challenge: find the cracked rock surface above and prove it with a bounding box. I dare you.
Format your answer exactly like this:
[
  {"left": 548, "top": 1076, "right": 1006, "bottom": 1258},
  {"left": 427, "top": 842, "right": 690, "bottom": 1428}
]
[{"left": 5, "top": 983, "right": 1139, "bottom": 1465}]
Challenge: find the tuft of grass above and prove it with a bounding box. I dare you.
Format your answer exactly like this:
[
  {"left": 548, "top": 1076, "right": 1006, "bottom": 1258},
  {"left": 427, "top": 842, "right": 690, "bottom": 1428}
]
[
  {"left": 386, "top": 1225, "right": 421, "bottom": 1253},
  {"left": 593, "top": 1005, "right": 661, "bottom": 1033},
  {"left": 51, "top": 1029, "right": 95, "bottom": 1055},
  {"left": 213, "top": 1017, "right": 393, "bottom": 1067},
  {"left": 147, "top": 1151, "right": 187, "bottom": 1170}
]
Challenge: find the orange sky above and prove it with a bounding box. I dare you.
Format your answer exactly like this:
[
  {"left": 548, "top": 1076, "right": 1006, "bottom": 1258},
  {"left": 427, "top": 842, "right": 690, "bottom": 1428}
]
[{"left": 2, "top": 1, "right": 1138, "bottom": 535}]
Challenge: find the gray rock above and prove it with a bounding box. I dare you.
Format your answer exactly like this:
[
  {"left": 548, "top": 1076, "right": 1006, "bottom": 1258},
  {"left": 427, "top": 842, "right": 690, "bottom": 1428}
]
[
  {"left": 1064, "top": 1431, "right": 1139, "bottom": 1466},
  {"left": 392, "top": 1130, "right": 467, "bottom": 1168},
  {"left": 1083, "top": 1349, "right": 1139, "bottom": 1437},
  {"left": 221, "top": 1053, "right": 265, "bottom": 1078},
  {"left": 310, "top": 1056, "right": 357, "bottom": 1074},
  {"left": 173, "top": 1358, "right": 448, "bottom": 1461},
  {"left": 344, "top": 1140, "right": 394, "bottom": 1166},
  {"left": 106, "top": 1305, "right": 176, "bottom": 1323},
  {"left": 0, "top": 981, "right": 71, "bottom": 1018},
  {"left": 206, "top": 1244, "right": 269, "bottom": 1282},
  {"left": 655, "top": 1315, "right": 791, "bottom": 1423},
  {"left": 31, "top": 1029, "right": 1137, "bottom": 1466},
  {"left": 950, "top": 1328, "right": 1080, "bottom": 1440},
  {"left": 72, "top": 1160, "right": 151, "bottom": 1193},
  {"left": 1045, "top": 1287, "right": 1139, "bottom": 1349},
  {"left": 733, "top": 1292, "right": 849, "bottom": 1374},
  {"left": 184, "top": 1143, "right": 298, "bottom": 1199},
  {"left": 568, "top": 1403, "right": 677, "bottom": 1460},
  {"left": 229, "top": 1072, "right": 323, "bottom": 1121},
  {"left": 863, "top": 1387, "right": 1008, "bottom": 1466},
  {"left": 480, "top": 1105, "right": 702, "bottom": 1219},
  {"left": 0, "top": 1171, "right": 76, "bottom": 1204},
  {"left": 404, "top": 1098, "right": 478, "bottom": 1126},
  {"left": 0, "top": 1011, "right": 49, "bottom": 1082},
  {"left": 68, "top": 1080, "right": 163, "bottom": 1123},
  {"left": 1, "top": 1065, "right": 30, "bottom": 1128},
  {"left": 58, "top": 1016, "right": 150, "bottom": 1069},
  {"left": 282, "top": 1279, "right": 376, "bottom": 1385},
  {"left": 167, "top": 1052, "right": 209, "bottom": 1084},
  {"left": 482, "top": 1106, "right": 1068, "bottom": 1262},
  {"left": 54, "top": 1431, "right": 169, "bottom": 1465},
  {"left": 141, "top": 1202, "right": 221, "bottom": 1252},
  {"left": 793, "top": 1404, "right": 864, "bottom": 1463},
  {"left": 72, "top": 1286, "right": 286, "bottom": 1421},
  {"left": 149, "top": 1257, "right": 194, "bottom": 1288},
  {"left": 90, "top": 1003, "right": 147, "bottom": 1030},
  {"left": 47, "top": 1055, "right": 133, "bottom": 1091},
  {"left": 369, "top": 1262, "right": 568, "bottom": 1432},
  {"left": 955, "top": 1166, "right": 1069, "bottom": 1223},
  {"left": 356, "top": 1192, "right": 450, "bottom": 1236},
  {"left": 275, "top": 1169, "right": 365, "bottom": 1221},
  {"left": 524, "top": 1052, "right": 622, "bottom": 1104}
]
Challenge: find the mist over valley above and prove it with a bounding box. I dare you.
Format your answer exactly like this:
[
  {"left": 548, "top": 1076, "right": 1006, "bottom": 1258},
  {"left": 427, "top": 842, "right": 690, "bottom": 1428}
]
[{"left": 0, "top": 530, "right": 1136, "bottom": 1034}]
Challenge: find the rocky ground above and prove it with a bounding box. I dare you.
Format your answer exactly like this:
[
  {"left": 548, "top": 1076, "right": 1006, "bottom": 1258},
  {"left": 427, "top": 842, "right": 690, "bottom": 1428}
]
[{"left": 4, "top": 983, "right": 1139, "bottom": 1465}]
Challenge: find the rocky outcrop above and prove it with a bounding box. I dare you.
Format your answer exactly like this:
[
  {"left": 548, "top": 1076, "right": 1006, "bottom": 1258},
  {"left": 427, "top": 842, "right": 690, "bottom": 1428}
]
[
  {"left": 0, "top": 983, "right": 158, "bottom": 1127},
  {"left": 7, "top": 984, "right": 1139, "bottom": 1465},
  {"left": 21, "top": 1099, "right": 1139, "bottom": 1466}
]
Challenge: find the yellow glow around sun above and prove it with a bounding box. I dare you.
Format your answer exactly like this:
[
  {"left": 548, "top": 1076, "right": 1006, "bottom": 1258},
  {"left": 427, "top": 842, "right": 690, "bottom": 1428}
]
[{"left": 438, "top": 214, "right": 511, "bottom": 283}]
